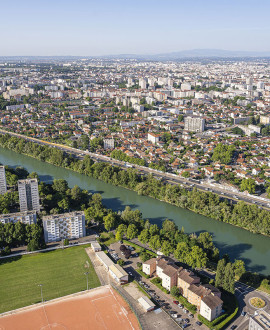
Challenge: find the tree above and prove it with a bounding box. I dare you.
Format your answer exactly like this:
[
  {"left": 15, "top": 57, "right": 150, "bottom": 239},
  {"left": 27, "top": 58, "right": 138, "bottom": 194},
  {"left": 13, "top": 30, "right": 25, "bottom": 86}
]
[
  {"left": 27, "top": 238, "right": 39, "bottom": 252},
  {"left": 171, "top": 286, "right": 180, "bottom": 297},
  {"left": 223, "top": 262, "right": 235, "bottom": 294},
  {"left": 64, "top": 238, "right": 69, "bottom": 245},
  {"left": 126, "top": 224, "right": 138, "bottom": 240},
  {"left": 71, "top": 185, "right": 82, "bottom": 201},
  {"left": 140, "top": 252, "right": 151, "bottom": 262},
  {"left": 149, "top": 224, "right": 159, "bottom": 237},
  {"left": 149, "top": 235, "right": 161, "bottom": 250},
  {"left": 104, "top": 213, "right": 116, "bottom": 231},
  {"left": 267, "top": 186, "right": 270, "bottom": 199},
  {"left": 162, "top": 219, "right": 177, "bottom": 238},
  {"left": 178, "top": 115, "right": 184, "bottom": 122},
  {"left": 58, "top": 198, "right": 70, "bottom": 211},
  {"left": 115, "top": 224, "right": 127, "bottom": 241},
  {"left": 240, "top": 178, "right": 256, "bottom": 194},
  {"left": 186, "top": 246, "right": 208, "bottom": 269},
  {"left": 182, "top": 171, "right": 190, "bottom": 178},
  {"left": 28, "top": 172, "right": 39, "bottom": 180},
  {"left": 233, "top": 260, "right": 246, "bottom": 280},
  {"left": 52, "top": 179, "right": 68, "bottom": 193},
  {"left": 215, "top": 258, "right": 226, "bottom": 288},
  {"left": 138, "top": 229, "right": 150, "bottom": 244},
  {"left": 161, "top": 240, "right": 173, "bottom": 256},
  {"left": 174, "top": 242, "right": 190, "bottom": 263}
]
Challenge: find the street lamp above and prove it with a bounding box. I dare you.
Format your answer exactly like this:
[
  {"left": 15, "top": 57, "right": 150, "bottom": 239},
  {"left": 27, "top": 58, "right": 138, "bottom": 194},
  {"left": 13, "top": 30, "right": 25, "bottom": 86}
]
[
  {"left": 38, "top": 284, "right": 43, "bottom": 303},
  {"left": 84, "top": 272, "right": 89, "bottom": 291}
]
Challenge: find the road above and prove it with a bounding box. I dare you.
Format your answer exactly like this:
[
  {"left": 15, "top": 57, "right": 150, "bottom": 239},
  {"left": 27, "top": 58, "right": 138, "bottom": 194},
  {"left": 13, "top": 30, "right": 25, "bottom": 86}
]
[{"left": 0, "top": 128, "right": 270, "bottom": 210}]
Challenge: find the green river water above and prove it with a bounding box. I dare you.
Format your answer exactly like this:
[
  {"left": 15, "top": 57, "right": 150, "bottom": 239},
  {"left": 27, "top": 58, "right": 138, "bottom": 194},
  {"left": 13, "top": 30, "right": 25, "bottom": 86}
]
[{"left": 0, "top": 147, "right": 269, "bottom": 275}]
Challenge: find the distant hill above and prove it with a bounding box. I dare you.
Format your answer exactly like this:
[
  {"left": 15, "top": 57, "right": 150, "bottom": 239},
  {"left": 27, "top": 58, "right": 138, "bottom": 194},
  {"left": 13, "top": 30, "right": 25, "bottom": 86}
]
[
  {"left": 102, "top": 49, "right": 270, "bottom": 60},
  {"left": 1, "top": 49, "right": 270, "bottom": 62}
]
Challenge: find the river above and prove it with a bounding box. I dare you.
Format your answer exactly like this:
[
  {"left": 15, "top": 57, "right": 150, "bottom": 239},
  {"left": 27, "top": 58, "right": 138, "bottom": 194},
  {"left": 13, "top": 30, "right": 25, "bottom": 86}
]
[{"left": 0, "top": 147, "right": 269, "bottom": 275}]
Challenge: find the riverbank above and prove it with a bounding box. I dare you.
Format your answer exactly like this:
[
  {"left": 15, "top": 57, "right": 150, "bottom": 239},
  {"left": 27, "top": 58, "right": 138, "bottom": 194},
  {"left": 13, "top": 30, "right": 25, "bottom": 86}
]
[
  {"left": 0, "top": 133, "right": 269, "bottom": 237},
  {"left": 0, "top": 143, "right": 270, "bottom": 275}
]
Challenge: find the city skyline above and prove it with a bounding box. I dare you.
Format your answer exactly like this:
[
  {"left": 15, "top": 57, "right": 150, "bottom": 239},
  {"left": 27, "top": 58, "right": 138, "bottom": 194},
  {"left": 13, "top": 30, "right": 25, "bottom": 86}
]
[{"left": 1, "top": 0, "right": 270, "bottom": 56}]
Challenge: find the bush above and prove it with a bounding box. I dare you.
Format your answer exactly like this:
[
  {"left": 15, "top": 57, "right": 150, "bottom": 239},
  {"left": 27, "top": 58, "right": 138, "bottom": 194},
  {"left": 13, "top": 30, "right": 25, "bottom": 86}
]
[
  {"left": 171, "top": 286, "right": 180, "bottom": 298},
  {"left": 27, "top": 239, "right": 39, "bottom": 252},
  {"left": 117, "top": 259, "right": 125, "bottom": 266},
  {"left": 0, "top": 246, "right": 11, "bottom": 256},
  {"left": 140, "top": 252, "right": 152, "bottom": 262},
  {"left": 137, "top": 262, "right": 142, "bottom": 269},
  {"left": 150, "top": 277, "right": 169, "bottom": 294},
  {"left": 64, "top": 238, "right": 69, "bottom": 246},
  {"left": 136, "top": 268, "right": 150, "bottom": 279}
]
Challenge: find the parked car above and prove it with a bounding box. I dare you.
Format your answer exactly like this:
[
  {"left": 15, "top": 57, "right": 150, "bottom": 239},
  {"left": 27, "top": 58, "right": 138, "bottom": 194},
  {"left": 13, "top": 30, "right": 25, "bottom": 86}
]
[
  {"left": 173, "top": 301, "right": 179, "bottom": 305},
  {"left": 183, "top": 309, "right": 188, "bottom": 314},
  {"left": 196, "top": 321, "right": 202, "bottom": 326}
]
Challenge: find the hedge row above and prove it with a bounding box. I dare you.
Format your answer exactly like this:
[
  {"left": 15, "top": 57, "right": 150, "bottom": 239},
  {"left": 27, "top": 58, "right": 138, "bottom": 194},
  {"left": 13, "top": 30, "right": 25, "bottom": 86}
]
[
  {"left": 136, "top": 269, "right": 150, "bottom": 279},
  {"left": 150, "top": 278, "right": 170, "bottom": 294}
]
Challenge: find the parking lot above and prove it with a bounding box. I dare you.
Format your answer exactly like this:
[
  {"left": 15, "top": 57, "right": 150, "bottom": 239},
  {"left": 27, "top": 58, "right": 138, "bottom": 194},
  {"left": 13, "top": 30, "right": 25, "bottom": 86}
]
[{"left": 108, "top": 241, "right": 205, "bottom": 330}]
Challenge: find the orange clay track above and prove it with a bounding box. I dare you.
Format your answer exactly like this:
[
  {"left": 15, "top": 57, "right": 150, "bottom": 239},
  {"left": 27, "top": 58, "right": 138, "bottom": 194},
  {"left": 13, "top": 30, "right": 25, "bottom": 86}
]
[{"left": 0, "top": 286, "right": 140, "bottom": 330}]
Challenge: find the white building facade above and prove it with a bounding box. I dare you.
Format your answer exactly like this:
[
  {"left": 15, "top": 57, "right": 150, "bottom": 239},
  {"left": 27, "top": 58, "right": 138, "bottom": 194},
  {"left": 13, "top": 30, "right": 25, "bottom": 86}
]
[
  {"left": 18, "top": 179, "right": 40, "bottom": 212},
  {"left": 0, "top": 166, "right": 7, "bottom": 195},
  {"left": 42, "top": 211, "right": 86, "bottom": 243}
]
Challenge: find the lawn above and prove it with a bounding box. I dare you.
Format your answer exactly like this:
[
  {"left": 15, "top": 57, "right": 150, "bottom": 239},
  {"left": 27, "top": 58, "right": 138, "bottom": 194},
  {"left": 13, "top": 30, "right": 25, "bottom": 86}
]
[{"left": 0, "top": 245, "right": 100, "bottom": 314}]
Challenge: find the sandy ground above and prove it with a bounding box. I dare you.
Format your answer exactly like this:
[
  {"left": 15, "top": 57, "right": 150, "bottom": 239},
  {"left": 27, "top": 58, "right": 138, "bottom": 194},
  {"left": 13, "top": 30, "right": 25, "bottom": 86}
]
[{"left": 0, "top": 286, "right": 140, "bottom": 330}]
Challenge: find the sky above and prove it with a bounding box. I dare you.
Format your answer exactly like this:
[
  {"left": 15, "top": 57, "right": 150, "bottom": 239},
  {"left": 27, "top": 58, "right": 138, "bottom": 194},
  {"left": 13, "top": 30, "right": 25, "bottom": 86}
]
[{"left": 1, "top": 0, "right": 270, "bottom": 56}]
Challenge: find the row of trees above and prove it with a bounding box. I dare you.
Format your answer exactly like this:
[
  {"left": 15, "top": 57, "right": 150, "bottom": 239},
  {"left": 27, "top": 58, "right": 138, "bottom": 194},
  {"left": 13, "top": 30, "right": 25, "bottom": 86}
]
[
  {"left": 110, "top": 149, "right": 146, "bottom": 166},
  {"left": 0, "top": 221, "right": 45, "bottom": 255},
  {"left": 215, "top": 258, "right": 246, "bottom": 294},
  {"left": 0, "top": 134, "right": 269, "bottom": 236}
]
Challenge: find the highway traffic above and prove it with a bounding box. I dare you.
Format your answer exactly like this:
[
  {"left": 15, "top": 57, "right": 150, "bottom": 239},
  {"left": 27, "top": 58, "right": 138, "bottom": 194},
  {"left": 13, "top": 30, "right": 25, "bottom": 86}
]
[{"left": 1, "top": 128, "right": 270, "bottom": 211}]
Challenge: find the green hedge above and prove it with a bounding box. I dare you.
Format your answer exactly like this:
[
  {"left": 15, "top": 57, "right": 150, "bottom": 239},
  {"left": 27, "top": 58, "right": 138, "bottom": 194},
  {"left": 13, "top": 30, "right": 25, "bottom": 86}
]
[
  {"left": 123, "top": 240, "right": 157, "bottom": 257},
  {"left": 136, "top": 269, "right": 150, "bottom": 279},
  {"left": 177, "top": 295, "right": 197, "bottom": 314},
  {"left": 216, "top": 304, "right": 238, "bottom": 330},
  {"left": 197, "top": 294, "right": 239, "bottom": 329},
  {"left": 150, "top": 278, "right": 170, "bottom": 294}
]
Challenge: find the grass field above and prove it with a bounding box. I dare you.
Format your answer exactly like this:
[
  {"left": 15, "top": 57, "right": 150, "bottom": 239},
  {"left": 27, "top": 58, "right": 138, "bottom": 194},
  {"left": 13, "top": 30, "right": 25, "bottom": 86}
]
[{"left": 0, "top": 245, "right": 100, "bottom": 314}]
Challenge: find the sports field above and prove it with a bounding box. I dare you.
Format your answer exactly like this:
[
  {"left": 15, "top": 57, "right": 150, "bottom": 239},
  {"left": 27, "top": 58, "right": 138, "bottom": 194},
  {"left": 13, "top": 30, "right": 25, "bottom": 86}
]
[
  {"left": 0, "top": 286, "right": 140, "bottom": 330},
  {"left": 0, "top": 245, "right": 100, "bottom": 314}
]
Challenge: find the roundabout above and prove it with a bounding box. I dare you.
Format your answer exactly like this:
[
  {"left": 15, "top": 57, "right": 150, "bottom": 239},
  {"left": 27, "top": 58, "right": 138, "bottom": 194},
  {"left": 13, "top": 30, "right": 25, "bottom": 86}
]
[{"left": 249, "top": 297, "right": 266, "bottom": 309}]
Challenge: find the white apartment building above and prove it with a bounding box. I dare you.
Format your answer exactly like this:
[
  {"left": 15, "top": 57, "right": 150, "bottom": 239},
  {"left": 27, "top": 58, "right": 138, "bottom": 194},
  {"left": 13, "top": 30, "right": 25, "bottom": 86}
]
[
  {"left": 184, "top": 116, "right": 205, "bottom": 132},
  {"left": 42, "top": 211, "right": 86, "bottom": 243},
  {"left": 200, "top": 295, "right": 223, "bottom": 322},
  {"left": 103, "top": 138, "right": 115, "bottom": 150},
  {"left": 139, "top": 78, "right": 147, "bottom": 89},
  {"left": 0, "top": 166, "right": 7, "bottom": 195},
  {"left": 148, "top": 132, "right": 160, "bottom": 144},
  {"left": 18, "top": 179, "right": 40, "bottom": 212},
  {"left": 0, "top": 211, "right": 37, "bottom": 225}
]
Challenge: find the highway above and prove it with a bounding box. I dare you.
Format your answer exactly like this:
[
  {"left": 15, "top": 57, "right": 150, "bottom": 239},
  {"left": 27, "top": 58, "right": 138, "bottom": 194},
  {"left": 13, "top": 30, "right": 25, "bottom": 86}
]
[{"left": 0, "top": 128, "right": 270, "bottom": 211}]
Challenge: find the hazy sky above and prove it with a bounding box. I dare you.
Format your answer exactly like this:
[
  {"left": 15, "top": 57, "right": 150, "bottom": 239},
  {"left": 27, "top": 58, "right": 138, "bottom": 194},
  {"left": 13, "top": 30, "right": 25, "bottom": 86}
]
[{"left": 1, "top": 0, "right": 270, "bottom": 56}]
